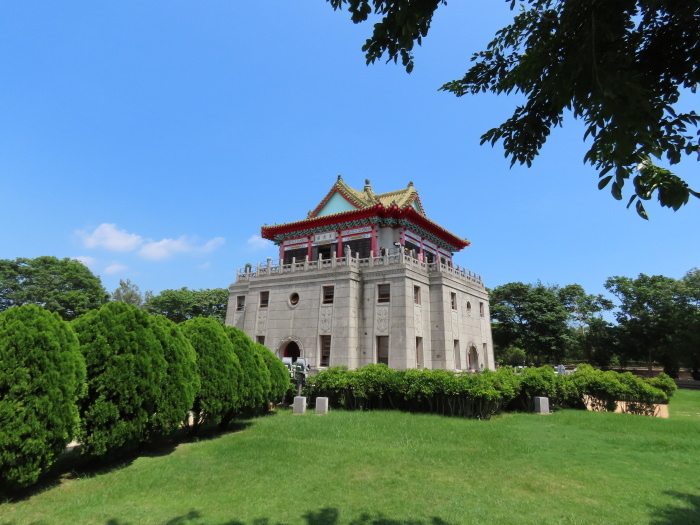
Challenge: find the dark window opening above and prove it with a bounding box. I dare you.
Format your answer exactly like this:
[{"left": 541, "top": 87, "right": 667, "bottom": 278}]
[
  {"left": 377, "top": 336, "right": 389, "bottom": 365},
  {"left": 323, "top": 286, "right": 335, "bottom": 304},
  {"left": 320, "top": 335, "right": 331, "bottom": 367},
  {"left": 377, "top": 284, "right": 391, "bottom": 303}
]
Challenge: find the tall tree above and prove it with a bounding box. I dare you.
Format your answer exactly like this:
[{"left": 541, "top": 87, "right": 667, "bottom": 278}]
[
  {"left": 0, "top": 256, "right": 109, "bottom": 320},
  {"left": 490, "top": 282, "right": 572, "bottom": 365},
  {"left": 144, "top": 287, "right": 228, "bottom": 324},
  {"left": 605, "top": 274, "right": 687, "bottom": 376},
  {"left": 327, "top": 1, "right": 699, "bottom": 216},
  {"left": 0, "top": 305, "right": 85, "bottom": 490},
  {"left": 111, "top": 279, "right": 146, "bottom": 308}
]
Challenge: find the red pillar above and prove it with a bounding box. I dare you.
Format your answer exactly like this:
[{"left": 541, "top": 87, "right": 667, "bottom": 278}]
[{"left": 371, "top": 225, "right": 378, "bottom": 255}]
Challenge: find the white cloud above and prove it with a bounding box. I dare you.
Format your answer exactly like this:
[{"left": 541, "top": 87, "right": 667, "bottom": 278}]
[
  {"left": 78, "top": 223, "right": 225, "bottom": 261},
  {"left": 104, "top": 263, "right": 128, "bottom": 275},
  {"left": 247, "top": 235, "right": 272, "bottom": 251},
  {"left": 139, "top": 236, "right": 226, "bottom": 261},
  {"left": 202, "top": 237, "right": 225, "bottom": 252},
  {"left": 80, "top": 223, "right": 143, "bottom": 252},
  {"left": 73, "top": 255, "right": 97, "bottom": 267}
]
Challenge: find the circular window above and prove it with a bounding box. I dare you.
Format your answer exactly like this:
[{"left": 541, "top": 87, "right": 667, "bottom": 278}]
[{"left": 289, "top": 293, "right": 299, "bottom": 306}]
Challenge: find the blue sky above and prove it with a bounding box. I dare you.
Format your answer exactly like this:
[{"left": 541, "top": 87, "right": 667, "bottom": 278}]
[{"left": 1, "top": 1, "right": 697, "bottom": 301}]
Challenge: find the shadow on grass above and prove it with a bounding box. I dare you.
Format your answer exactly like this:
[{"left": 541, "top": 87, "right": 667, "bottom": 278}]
[
  {"left": 0, "top": 420, "right": 255, "bottom": 504},
  {"left": 649, "top": 490, "right": 700, "bottom": 525},
  {"left": 98, "top": 509, "right": 455, "bottom": 525}
]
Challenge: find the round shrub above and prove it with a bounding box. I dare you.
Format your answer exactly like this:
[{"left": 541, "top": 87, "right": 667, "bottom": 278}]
[
  {"left": 72, "top": 302, "right": 167, "bottom": 456},
  {"left": 0, "top": 305, "right": 85, "bottom": 490},
  {"left": 253, "top": 342, "right": 288, "bottom": 405},
  {"left": 181, "top": 317, "right": 241, "bottom": 431},
  {"left": 148, "top": 315, "right": 200, "bottom": 437},
  {"left": 224, "top": 326, "right": 268, "bottom": 415}
]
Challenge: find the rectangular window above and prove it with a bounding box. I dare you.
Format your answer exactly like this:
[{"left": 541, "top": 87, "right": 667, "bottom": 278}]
[
  {"left": 377, "top": 284, "right": 391, "bottom": 303},
  {"left": 322, "top": 286, "right": 335, "bottom": 304},
  {"left": 256, "top": 336, "right": 265, "bottom": 345},
  {"left": 320, "top": 335, "right": 331, "bottom": 367},
  {"left": 414, "top": 286, "right": 421, "bottom": 305},
  {"left": 451, "top": 292, "right": 457, "bottom": 310},
  {"left": 260, "top": 291, "right": 269, "bottom": 308},
  {"left": 236, "top": 296, "right": 245, "bottom": 311},
  {"left": 479, "top": 302, "right": 484, "bottom": 317},
  {"left": 377, "top": 336, "right": 389, "bottom": 365}
]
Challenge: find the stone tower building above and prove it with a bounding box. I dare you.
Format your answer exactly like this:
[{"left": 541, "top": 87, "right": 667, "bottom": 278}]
[{"left": 226, "top": 177, "right": 494, "bottom": 372}]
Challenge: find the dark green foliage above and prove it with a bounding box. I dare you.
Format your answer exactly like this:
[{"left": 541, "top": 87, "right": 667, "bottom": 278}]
[
  {"left": 329, "top": 0, "right": 699, "bottom": 216},
  {"left": 180, "top": 318, "right": 241, "bottom": 431},
  {"left": 496, "top": 345, "right": 527, "bottom": 366},
  {"left": 148, "top": 315, "right": 200, "bottom": 437},
  {"left": 144, "top": 288, "right": 228, "bottom": 324},
  {"left": 490, "top": 282, "right": 572, "bottom": 364},
  {"left": 606, "top": 274, "right": 689, "bottom": 376},
  {"left": 72, "top": 302, "right": 168, "bottom": 456},
  {"left": 0, "top": 256, "right": 109, "bottom": 320},
  {"left": 0, "top": 305, "right": 85, "bottom": 489},
  {"left": 223, "top": 326, "right": 268, "bottom": 415},
  {"left": 253, "top": 343, "right": 288, "bottom": 405}
]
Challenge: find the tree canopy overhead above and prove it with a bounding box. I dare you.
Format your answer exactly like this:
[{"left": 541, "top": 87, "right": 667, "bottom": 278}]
[
  {"left": 0, "top": 256, "right": 109, "bottom": 320},
  {"left": 327, "top": 0, "right": 699, "bottom": 217}
]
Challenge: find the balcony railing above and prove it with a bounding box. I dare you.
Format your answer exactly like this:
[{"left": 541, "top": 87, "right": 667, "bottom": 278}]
[{"left": 235, "top": 248, "right": 483, "bottom": 287}]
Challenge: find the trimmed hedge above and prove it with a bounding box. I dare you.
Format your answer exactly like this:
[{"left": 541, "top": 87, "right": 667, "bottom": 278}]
[{"left": 306, "top": 364, "right": 673, "bottom": 419}]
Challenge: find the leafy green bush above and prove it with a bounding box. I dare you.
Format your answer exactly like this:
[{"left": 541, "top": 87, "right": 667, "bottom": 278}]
[
  {"left": 181, "top": 318, "right": 241, "bottom": 432},
  {"left": 224, "top": 326, "right": 268, "bottom": 415},
  {"left": 253, "top": 343, "right": 287, "bottom": 405},
  {"left": 72, "top": 302, "right": 168, "bottom": 456},
  {"left": 148, "top": 315, "right": 199, "bottom": 437},
  {"left": 617, "top": 372, "right": 668, "bottom": 416},
  {"left": 0, "top": 305, "right": 85, "bottom": 490},
  {"left": 572, "top": 364, "right": 622, "bottom": 412},
  {"left": 647, "top": 372, "right": 677, "bottom": 399}
]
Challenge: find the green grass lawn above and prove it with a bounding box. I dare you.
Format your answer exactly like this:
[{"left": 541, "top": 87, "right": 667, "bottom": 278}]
[{"left": 2, "top": 391, "right": 700, "bottom": 525}]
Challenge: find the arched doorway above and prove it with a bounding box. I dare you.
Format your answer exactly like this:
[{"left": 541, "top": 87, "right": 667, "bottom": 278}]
[
  {"left": 468, "top": 345, "right": 479, "bottom": 371},
  {"left": 280, "top": 340, "right": 301, "bottom": 363}
]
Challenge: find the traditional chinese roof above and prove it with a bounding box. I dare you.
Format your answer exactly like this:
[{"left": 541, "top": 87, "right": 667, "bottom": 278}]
[
  {"left": 261, "top": 176, "right": 470, "bottom": 252},
  {"left": 309, "top": 176, "right": 426, "bottom": 218}
]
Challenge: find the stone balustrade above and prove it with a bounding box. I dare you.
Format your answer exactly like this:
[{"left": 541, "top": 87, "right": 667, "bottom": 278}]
[{"left": 235, "top": 248, "right": 483, "bottom": 287}]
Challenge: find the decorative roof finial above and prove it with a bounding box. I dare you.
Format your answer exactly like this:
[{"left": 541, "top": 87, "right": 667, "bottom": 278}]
[
  {"left": 365, "top": 178, "right": 371, "bottom": 186},
  {"left": 408, "top": 181, "right": 414, "bottom": 188},
  {"left": 337, "top": 174, "right": 343, "bottom": 181}
]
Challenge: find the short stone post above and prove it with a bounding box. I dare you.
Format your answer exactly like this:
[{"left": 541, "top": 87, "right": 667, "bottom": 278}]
[
  {"left": 534, "top": 396, "right": 550, "bottom": 414},
  {"left": 293, "top": 396, "right": 307, "bottom": 415},
  {"left": 316, "top": 397, "right": 329, "bottom": 415}
]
